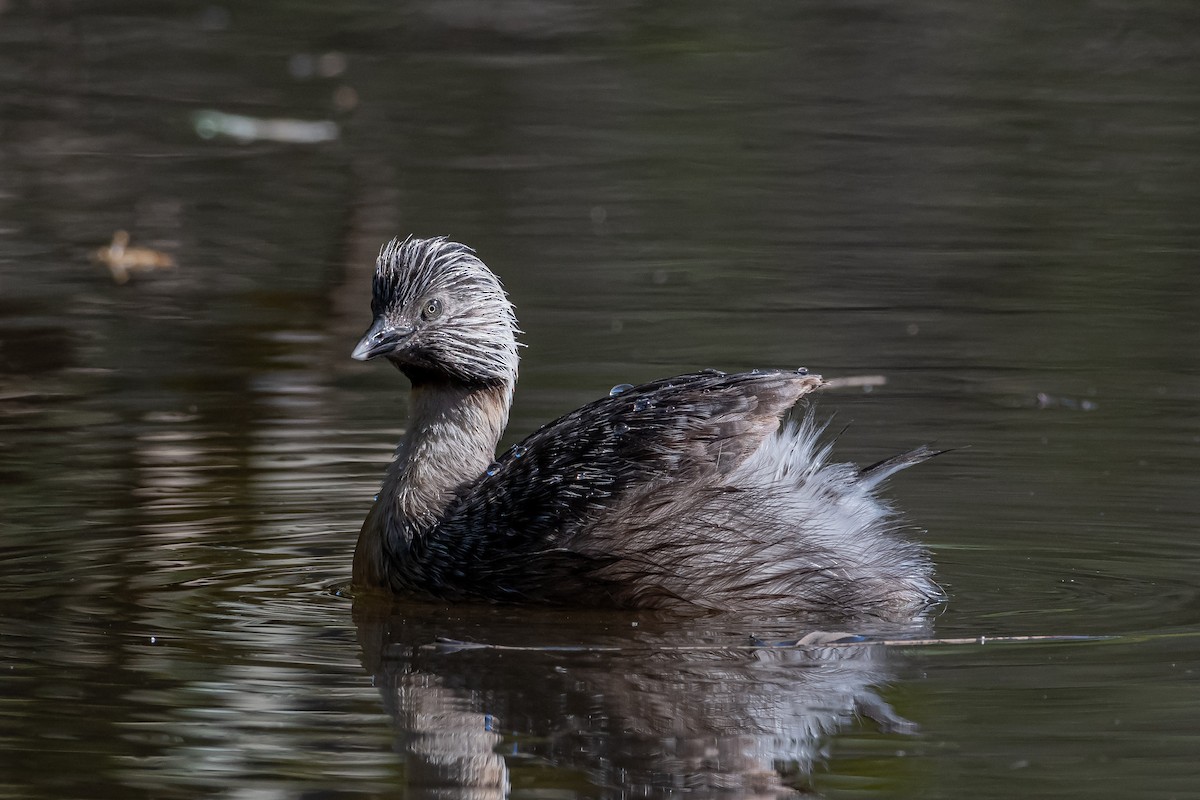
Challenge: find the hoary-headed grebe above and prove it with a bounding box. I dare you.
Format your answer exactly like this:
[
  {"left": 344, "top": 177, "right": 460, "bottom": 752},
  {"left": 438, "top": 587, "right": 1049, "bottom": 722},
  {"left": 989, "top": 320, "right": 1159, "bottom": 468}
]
[{"left": 351, "top": 236, "right": 940, "bottom": 615}]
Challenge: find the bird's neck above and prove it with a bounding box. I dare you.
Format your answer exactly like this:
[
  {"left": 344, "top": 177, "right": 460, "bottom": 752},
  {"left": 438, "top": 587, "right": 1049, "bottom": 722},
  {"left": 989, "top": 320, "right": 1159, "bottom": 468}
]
[
  {"left": 391, "top": 377, "right": 512, "bottom": 524},
  {"left": 355, "top": 377, "right": 512, "bottom": 587}
]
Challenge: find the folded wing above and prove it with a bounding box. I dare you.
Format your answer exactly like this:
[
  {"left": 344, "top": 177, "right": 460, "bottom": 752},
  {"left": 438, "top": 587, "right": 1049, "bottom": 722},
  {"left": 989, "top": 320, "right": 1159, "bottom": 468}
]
[{"left": 412, "top": 370, "right": 825, "bottom": 602}]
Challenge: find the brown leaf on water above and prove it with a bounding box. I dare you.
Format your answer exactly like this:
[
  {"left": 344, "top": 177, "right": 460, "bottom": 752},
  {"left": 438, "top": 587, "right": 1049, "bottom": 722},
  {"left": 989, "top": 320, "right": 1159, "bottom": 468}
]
[{"left": 92, "top": 230, "right": 176, "bottom": 284}]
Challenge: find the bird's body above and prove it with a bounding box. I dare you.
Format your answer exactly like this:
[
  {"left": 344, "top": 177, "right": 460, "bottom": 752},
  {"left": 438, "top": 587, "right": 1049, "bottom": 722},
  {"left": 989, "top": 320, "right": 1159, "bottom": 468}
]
[{"left": 352, "top": 237, "right": 940, "bottom": 616}]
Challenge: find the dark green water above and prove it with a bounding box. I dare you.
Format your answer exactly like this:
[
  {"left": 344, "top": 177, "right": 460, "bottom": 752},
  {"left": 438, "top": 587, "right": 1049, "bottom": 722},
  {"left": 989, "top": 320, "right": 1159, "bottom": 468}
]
[{"left": 2, "top": 2, "right": 1199, "bottom": 797}]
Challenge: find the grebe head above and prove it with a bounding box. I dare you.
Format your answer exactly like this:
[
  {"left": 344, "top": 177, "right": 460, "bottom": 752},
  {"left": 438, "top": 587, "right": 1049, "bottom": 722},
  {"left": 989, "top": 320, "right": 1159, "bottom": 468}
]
[{"left": 351, "top": 236, "right": 519, "bottom": 386}]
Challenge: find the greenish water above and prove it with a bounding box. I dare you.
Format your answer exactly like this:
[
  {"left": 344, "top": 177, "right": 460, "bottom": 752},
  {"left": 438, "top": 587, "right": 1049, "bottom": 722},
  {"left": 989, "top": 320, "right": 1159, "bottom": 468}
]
[{"left": 2, "top": 1, "right": 1198, "bottom": 797}]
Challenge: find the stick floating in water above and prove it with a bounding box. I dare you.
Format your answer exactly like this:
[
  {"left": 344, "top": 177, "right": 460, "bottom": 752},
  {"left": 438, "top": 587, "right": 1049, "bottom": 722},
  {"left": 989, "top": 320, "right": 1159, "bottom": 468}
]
[
  {"left": 824, "top": 375, "right": 888, "bottom": 391},
  {"left": 422, "top": 632, "right": 1112, "bottom": 654},
  {"left": 193, "top": 109, "right": 339, "bottom": 144}
]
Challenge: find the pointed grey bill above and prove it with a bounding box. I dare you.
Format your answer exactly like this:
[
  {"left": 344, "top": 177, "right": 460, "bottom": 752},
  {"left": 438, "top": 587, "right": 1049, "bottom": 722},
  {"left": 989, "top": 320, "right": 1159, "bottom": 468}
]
[{"left": 352, "top": 317, "right": 413, "bottom": 361}]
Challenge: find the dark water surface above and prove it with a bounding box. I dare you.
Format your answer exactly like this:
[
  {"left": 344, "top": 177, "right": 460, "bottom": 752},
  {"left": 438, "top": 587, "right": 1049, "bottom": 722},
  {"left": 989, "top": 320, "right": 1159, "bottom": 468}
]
[{"left": 3, "top": 1, "right": 1199, "bottom": 797}]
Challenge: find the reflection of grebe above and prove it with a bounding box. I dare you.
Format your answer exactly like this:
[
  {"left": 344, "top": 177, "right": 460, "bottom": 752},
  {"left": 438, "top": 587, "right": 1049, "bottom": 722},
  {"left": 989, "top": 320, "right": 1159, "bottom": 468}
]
[
  {"left": 353, "top": 607, "right": 927, "bottom": 797},
  {"left": 351, "top": 236, "right": 940, "bottom": 615}
]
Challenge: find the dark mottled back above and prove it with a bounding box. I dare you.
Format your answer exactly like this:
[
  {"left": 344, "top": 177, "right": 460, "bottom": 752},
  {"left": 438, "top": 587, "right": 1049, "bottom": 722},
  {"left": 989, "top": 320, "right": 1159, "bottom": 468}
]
[{"left": 382, "top": 369, "right": 824, "bottom": 603}]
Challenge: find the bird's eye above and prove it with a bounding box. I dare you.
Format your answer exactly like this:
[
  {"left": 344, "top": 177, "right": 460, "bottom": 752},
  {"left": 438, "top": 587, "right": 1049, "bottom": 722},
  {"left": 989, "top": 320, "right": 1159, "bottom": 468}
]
[{"left": 421, "top": 298, "right": 443, "bottom": 321}]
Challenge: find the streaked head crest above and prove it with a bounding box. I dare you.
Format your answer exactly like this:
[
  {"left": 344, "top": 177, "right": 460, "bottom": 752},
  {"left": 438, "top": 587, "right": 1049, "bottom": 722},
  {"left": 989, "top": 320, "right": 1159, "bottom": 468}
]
[
  {"left": 373, "top": 236, "right": 473, "bottom": 314},
  {"left": 371, "top": 235, "right": 520, "bottom": 384}
]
